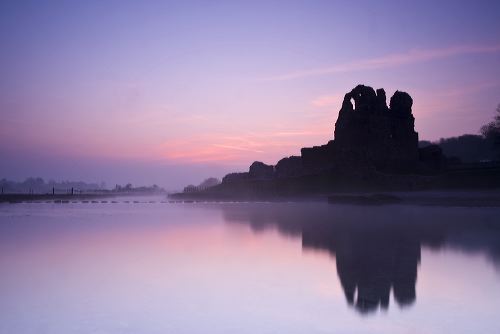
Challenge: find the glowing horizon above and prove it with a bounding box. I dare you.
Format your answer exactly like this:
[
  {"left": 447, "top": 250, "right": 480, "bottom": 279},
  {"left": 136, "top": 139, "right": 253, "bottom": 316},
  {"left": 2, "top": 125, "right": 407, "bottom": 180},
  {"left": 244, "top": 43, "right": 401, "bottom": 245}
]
[{"left": 1, "top": 1, "right": 500, "bottom": 188}]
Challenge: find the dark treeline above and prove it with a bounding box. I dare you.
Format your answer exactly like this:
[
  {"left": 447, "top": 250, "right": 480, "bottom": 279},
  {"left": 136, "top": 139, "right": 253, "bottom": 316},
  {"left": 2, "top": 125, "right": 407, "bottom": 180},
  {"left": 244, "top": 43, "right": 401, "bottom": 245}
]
[
  {"left": 420, "top": 104, "right": 500, "bottom": 163},
  {"left": 419, "top": 134, "right": 497, "bottom": 163},
  {"left": 113, "top": 183, "right": 165, "bottom": 194},
  {"left": 183, "top": 177, "right": 221, "bottom": 193},
  {"left": 0, "top": 178, "right": 166, "bottom": 195},
  {"left": 0, "top": 177, "right": 104, "bottom": 194}
]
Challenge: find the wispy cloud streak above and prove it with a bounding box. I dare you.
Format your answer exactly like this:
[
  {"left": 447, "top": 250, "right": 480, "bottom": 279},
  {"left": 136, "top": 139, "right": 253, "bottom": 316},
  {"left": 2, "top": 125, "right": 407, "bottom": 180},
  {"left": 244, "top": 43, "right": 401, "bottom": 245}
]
[
  {"left": 262, "top": 44, "right": 500, "bottom": 81},
  {"left": 311, "top": 94, "right": 343, "bottom": 108},
  {"left": 159, "top": 129, "right": 329, "bottom": 164}
]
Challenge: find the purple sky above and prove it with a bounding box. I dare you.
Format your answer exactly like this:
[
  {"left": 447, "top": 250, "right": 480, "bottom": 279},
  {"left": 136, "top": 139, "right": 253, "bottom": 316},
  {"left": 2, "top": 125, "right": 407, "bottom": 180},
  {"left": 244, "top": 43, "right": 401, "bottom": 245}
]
[{"left": 1, "top": 1, "right": 500, "bottom": 189}]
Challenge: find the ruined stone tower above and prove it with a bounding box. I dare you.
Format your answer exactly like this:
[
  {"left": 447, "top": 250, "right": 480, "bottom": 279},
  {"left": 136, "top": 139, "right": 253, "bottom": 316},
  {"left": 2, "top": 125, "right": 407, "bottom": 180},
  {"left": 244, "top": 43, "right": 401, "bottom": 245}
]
[{"left": 302, "top": 84, "right": 419, "bottom": 173}]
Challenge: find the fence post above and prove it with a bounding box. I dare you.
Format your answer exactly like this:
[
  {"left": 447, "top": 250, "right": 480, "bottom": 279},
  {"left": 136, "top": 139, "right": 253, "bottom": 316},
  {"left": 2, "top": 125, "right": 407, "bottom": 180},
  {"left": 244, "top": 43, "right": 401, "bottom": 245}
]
[{"left": 52, "top": 187, "right": 55, "bottom": 195}]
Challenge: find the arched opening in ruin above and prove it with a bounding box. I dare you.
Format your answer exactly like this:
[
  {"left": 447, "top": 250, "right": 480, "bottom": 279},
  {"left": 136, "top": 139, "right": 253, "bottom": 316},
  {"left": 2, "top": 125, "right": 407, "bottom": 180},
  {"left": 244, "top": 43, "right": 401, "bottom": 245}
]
[{"left": 350, "top": 98, "right": 356, "bottom": 111}]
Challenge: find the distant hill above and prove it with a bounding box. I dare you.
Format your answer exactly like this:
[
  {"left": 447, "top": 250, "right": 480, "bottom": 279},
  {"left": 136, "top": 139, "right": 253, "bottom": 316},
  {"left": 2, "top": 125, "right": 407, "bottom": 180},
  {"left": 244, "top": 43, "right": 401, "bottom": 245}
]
[{"left": 419, "top": 134, "right": 497, "bottom": 163}]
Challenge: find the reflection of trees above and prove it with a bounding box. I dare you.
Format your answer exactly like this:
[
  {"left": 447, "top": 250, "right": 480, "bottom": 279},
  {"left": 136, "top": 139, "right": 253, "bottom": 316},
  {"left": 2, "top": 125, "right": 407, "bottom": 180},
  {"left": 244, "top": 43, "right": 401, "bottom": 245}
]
[{"left": 220, "top": 203, "right": 500, "bottom": 314}]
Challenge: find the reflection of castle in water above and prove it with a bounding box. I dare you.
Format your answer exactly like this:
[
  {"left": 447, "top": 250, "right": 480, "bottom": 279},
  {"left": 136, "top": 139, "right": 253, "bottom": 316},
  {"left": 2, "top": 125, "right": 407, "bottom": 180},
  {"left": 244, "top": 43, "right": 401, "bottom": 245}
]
[
  {"left": 220, "top": 203, "right": 500, "bottom": 314},
  {"left": 305, "top": 222, "right": 420, "bottom": 313}
]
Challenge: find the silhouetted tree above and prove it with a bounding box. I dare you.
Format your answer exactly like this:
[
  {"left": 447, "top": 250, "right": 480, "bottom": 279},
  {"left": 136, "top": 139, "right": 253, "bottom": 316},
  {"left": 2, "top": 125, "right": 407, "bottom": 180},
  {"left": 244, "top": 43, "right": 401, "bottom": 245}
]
[
  {"left": 198, "top": 177, "right": 221, "bottom": 189},
  {"left": 182, "top": 177, "right": 221, "bottom": 193},
  {"left": 480, "top": 103, "right": 500, "bottom": 158},
  {"left": 183, "top": 184, "right": 197, "bottom": 193},
  {"left": 417, "top": 104, "right": 500, "bottom": 163}
]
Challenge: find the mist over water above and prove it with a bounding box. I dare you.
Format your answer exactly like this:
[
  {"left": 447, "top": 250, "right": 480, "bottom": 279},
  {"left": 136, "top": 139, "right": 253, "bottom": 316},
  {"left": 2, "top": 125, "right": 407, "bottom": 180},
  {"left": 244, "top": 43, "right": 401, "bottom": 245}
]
[
  {"left": 1, "top": 199, "right": 499, "bottom": 333},
  {"left": 2, "top": 2, "right": 500, "bottom": 333}
]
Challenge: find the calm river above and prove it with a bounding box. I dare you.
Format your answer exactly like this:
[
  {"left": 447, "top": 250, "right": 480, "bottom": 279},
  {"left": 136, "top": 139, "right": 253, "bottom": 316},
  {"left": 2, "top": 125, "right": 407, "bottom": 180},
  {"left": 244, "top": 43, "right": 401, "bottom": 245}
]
[{"left": 1, "top": 198, "right": 499, "bottom": 333}]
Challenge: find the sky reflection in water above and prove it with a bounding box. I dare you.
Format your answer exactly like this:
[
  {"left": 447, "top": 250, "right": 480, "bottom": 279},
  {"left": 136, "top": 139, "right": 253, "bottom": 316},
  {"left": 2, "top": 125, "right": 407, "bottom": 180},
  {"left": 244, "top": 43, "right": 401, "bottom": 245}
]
[{"left": 0, "top": 200, "right": 499, "bottom": 333}]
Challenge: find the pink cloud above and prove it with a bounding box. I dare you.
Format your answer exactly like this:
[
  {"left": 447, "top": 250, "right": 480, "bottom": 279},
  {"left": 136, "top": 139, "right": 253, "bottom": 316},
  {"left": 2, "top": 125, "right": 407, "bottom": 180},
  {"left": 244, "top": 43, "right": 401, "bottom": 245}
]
[
  {"left": 159, "top": 130, "right": 330, "bottom": 165},
  {"left": 311, "top": 94, "right": 343, "bottom": 108}
]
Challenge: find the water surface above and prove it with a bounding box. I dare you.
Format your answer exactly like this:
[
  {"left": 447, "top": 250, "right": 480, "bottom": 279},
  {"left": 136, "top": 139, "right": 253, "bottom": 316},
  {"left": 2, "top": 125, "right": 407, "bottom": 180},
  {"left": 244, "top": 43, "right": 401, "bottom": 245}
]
[{"left": 1, "top": 198, "right": 499, "bottom": 333}]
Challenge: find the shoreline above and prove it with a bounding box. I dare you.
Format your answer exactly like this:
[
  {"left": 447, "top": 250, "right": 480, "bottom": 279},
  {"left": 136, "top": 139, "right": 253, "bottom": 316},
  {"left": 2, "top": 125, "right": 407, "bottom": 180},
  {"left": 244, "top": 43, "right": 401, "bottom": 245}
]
[
  {"left": 169, "top": 189, "right": 500, "bottom": 207},
  {"left": 0, "top": 192, "right": 165, "bottom": 203},
  {"left": 3, "top": 190, "right": 500, "bottom": 207}
]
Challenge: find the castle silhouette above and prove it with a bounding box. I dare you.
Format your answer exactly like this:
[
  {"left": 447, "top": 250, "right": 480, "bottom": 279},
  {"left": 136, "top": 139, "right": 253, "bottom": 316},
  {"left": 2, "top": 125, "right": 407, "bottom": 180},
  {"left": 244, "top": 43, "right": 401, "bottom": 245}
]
[
  {"left": 221, "top": 85, "right": 438, "bottom": 184},
  {"left": 174, "top": 84, "right": 499, "bottom": 198}
]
